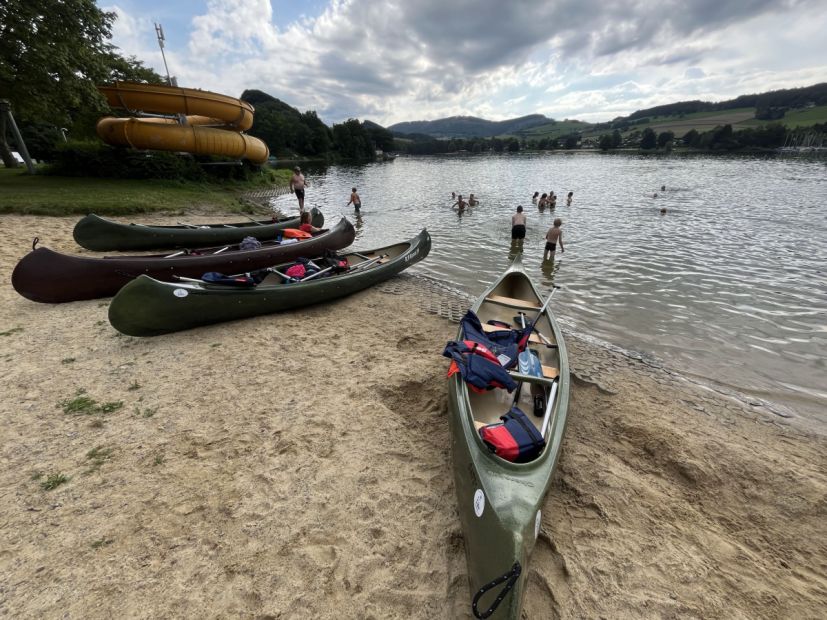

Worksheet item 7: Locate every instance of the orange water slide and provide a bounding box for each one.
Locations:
[96,82,269,164]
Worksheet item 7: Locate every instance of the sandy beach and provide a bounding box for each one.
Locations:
[0,214,825,619]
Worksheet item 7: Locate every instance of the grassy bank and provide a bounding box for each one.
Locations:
[0,168,291,216]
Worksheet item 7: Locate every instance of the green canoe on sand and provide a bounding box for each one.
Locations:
[448,255,570,619]
[109,229,431,336]
[73,208,324,251]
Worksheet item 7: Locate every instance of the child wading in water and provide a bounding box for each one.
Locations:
[347,187,361,213]
[543,218,564,261]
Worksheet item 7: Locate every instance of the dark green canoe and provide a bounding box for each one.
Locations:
[447,255,570,619]
[73,208,323,251]
[109,229,431,336]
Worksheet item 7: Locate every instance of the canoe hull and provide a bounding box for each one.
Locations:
[73,208,324,251]
[108,229,431,336]
[448,256,570,619]
[12,218,354,303]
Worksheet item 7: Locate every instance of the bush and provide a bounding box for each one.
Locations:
[46,142,207,181]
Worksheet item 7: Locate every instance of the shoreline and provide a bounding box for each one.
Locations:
[1,215,825,618]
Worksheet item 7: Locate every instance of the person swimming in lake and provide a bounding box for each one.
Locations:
[549,192,557,209]
[468,193,479,207]
[538,193,548,209]
[543,218,564,261]
[532,191,540,204]
[566,191,573,206]
[452,194,467,212]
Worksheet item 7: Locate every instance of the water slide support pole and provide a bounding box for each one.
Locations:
[0,100,35,174]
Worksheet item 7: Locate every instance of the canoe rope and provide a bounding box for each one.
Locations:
[32,237,39,251]
[472,561,521,619]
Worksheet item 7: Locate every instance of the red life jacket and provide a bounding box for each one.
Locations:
[282,228,312,239]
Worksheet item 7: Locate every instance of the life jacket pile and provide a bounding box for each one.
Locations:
[478,406,545,463]
[443,340,518,393]
[443,310,546,462]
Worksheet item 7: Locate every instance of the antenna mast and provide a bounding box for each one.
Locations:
[154,23,172,86]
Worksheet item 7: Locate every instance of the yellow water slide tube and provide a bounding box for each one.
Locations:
[96,82,269,164]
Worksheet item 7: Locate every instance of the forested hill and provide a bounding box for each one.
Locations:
[626,82,827,121]
[388,114,550,138]
[239,89,393,159]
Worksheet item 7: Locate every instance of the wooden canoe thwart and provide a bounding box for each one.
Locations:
[447,255,570,619]
[72,208,324,251]
[12,218,355,303]
[108,229,431,337]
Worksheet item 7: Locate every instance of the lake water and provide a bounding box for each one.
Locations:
[270,153,827,426]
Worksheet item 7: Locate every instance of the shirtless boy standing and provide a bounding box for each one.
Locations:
[544,218,564,261]
[347,187,362,213]
[290,166,307,212]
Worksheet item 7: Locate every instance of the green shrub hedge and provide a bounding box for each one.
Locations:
[45,142,266,182]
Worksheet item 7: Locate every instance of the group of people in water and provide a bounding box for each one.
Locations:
[511,205,565,262]
[290,165,363,215]
[531,190,573,209]
[451,192,479,212]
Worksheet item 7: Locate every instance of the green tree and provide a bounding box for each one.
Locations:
[682,129,700,147]
[657,131,674,148]
[640,128,657,149]
[0,0,162,165]
[611,129,622,148]
[599,134,613,151]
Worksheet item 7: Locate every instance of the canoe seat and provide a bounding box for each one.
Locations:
[486,294,541,310]
[480,322,547,346]
[511,365,558,380]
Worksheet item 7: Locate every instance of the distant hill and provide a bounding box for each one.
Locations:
[388,114,551,138]
[385,82,827,141]
[625,82,827,121]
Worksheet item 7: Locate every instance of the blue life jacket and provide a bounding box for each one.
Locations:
[443,340,518,392]
[459,310,529,369]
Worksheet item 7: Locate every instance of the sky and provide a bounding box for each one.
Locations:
[101,0,827,127]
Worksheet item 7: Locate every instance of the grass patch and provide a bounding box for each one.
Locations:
[58,389,123,415]
[0,326,24,336]
[134,405,158,418]
[0,167,289,217]
[153,454,165,466]
[40,473,70,490]
[91,538,114,549]
[61,357,76,365]
[85,445,114,473]
[100,400,124,414]
[128,380,141,391]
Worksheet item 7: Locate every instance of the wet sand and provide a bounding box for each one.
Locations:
[0,215,825,618]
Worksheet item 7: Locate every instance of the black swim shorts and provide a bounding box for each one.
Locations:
[545,242,556,252]
[511,225,526,239]
[294,188,305,200]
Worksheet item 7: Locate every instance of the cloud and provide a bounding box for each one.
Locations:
[105,0,827,125]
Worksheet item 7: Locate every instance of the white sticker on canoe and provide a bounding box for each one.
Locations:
[173,288,189,298]
[535,510,541,539]
[473,489,485,517]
